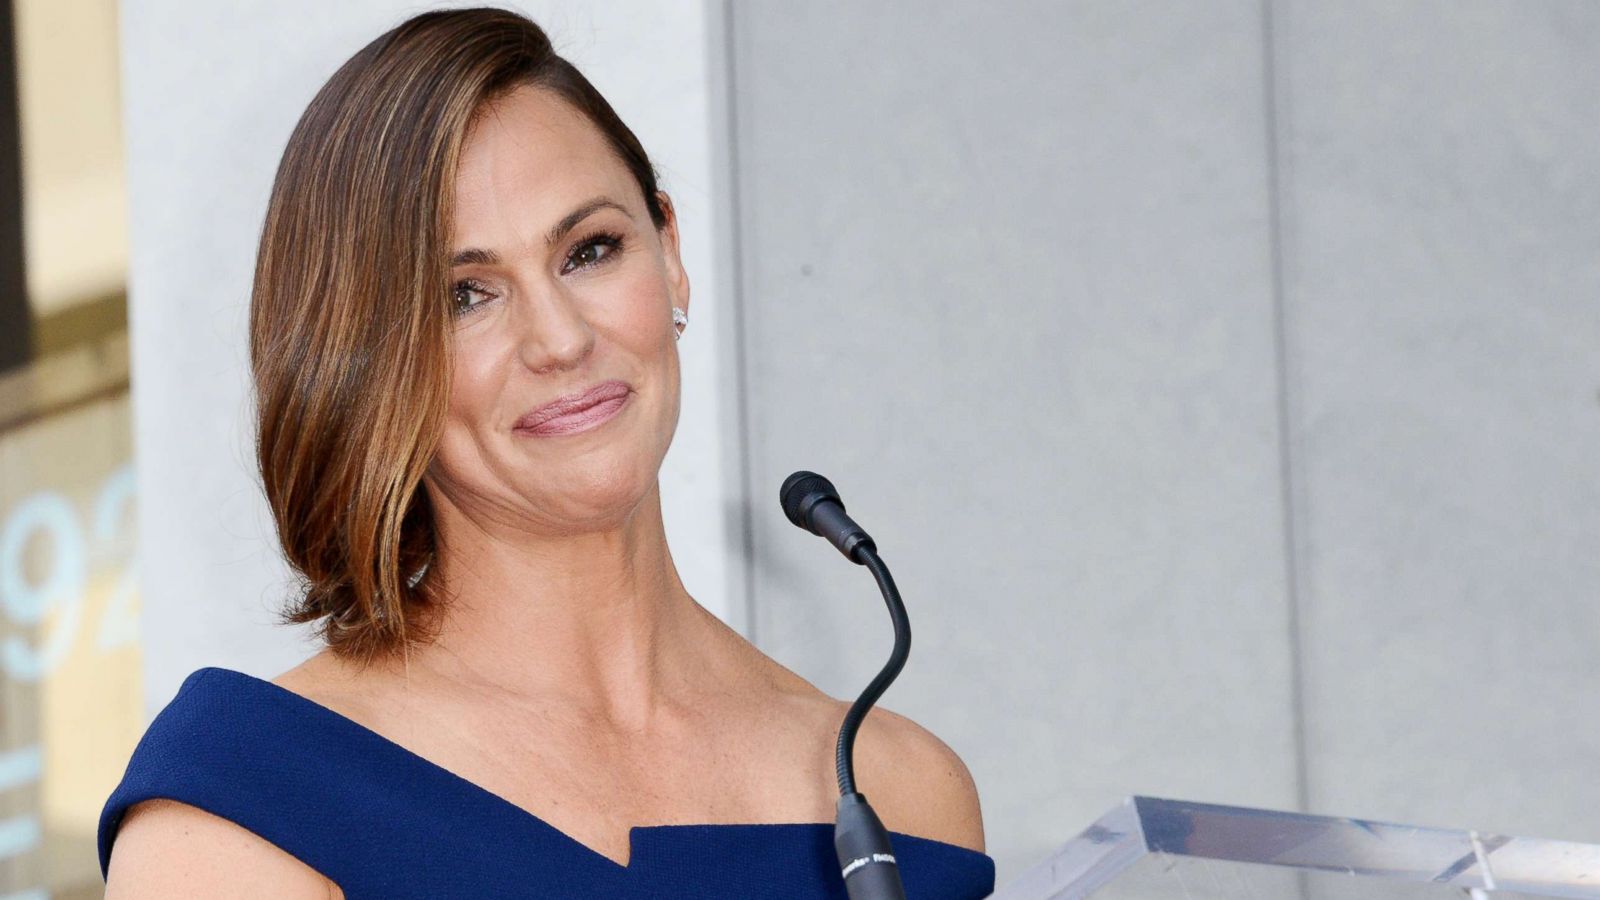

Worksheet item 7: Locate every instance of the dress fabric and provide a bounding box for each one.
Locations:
[97,667,997,899]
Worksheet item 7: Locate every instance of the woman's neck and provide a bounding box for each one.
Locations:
[394,479,710,729]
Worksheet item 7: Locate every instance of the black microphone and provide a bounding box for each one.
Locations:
[780,471,909,900]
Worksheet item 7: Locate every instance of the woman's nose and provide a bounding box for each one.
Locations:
[515,285,595,373]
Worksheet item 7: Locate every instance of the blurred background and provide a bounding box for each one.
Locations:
[1,0,1596,896]
[1,0,137,897]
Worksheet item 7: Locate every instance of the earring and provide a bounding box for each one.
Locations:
[672,306,688,341]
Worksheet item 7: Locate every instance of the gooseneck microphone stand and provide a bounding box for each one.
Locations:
[780,471,910,900]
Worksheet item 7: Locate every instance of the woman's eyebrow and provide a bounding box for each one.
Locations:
[545,196,628,247]
[449,196,629,268]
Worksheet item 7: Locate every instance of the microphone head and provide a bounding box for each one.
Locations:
[780,470,843,531]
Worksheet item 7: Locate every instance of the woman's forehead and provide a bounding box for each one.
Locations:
[452,88,636,245]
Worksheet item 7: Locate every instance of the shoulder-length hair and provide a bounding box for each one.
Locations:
[249,6,669,665]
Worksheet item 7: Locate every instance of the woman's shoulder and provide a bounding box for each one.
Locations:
[100,666,347,897]
[734,641,987,854]
[265,650,391,727]
[98,667,293,844]
[106,797,340,899]
[832,700,987,854]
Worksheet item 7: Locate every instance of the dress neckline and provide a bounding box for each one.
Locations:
[193,666,991,875]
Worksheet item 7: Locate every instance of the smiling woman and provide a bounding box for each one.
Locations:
[242,12,677,664]
[97,7,993,899]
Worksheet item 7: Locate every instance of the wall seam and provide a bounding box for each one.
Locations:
[1261,0,1312,819]
[716,0,759,643]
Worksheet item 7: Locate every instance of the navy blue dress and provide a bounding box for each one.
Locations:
[98,667,996,898]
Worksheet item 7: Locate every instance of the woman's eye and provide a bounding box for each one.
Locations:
[451,280,494,316]
[562,232,624,274]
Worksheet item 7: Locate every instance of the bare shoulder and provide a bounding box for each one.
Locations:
[720,625,987,853]
[837,701,987,854]
[105,797,341,899]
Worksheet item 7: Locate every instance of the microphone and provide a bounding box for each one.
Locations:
[780,471,909,900]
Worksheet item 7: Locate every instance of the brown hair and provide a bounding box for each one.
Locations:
[249,7,669,665]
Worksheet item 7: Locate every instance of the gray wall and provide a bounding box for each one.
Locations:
[1280,0,1600,843]
[725,0,1600,882]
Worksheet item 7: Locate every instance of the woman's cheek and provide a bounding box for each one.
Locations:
[609,271,672,348]
[449,328,512,409]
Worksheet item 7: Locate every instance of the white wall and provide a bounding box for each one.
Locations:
[119,0,744,713]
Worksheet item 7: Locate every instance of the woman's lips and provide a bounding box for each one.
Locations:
[517,386,632,436]
[524,393,628,435]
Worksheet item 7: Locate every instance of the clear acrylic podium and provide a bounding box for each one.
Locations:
[989,796,1600,899]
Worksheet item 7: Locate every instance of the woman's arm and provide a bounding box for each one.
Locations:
[104,798,342,899]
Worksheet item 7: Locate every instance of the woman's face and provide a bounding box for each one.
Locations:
[426,85,688,536]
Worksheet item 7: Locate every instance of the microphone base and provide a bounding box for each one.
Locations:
[834,792,907,900]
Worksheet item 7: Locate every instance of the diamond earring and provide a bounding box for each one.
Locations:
[672,306,687,341]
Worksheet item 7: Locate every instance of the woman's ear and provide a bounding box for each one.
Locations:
[657,190,689,317]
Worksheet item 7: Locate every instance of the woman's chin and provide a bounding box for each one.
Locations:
[524,467,659,526]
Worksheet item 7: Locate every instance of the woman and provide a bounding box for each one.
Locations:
[98,8,992,898]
